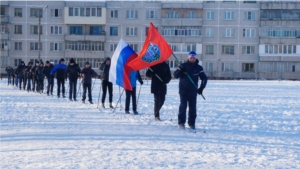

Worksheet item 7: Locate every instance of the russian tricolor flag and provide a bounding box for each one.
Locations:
[109,39,138,91]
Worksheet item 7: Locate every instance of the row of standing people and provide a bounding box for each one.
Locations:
[5,51,207,130]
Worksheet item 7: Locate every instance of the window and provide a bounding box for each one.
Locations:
[222,62,234,71]
[110,26,118,36]
[1,40,8,50]
[111,10,118,18]
[223,11,235,20]
[69,7,102,17]
[206,28,214,37]
[206,45,214,55]
[264,45,296,54]
[222,45,234,55]
[186,44,196,52]
[110,44,117,52]
[14,59,22,67]
[260,27,300,38]
[170,44,180,52]
[166,11,178,18]
[223,0,236,2]
[242,63,254,72]
[223,28,235,37]
[30,8,42,17]
[244,11,255,20]
[206,0,215,2]
[146,10,157,19]
[126,10,138,19]
[51,9,62,18]
[129,44,138,52]
[163,26,201,37]
[30,25,42,34]
[0,7,5,16]
[187,11,197,18]
[65,41,104,51]
[50,26,62,35]
[15,42,22,50]
[206,11,214,20]
[50,42,62,51]
[14,8,22,17]
[206,62,213,71]
[90,26,102,35]
[14,25,22,34]
[242,46,254,54]
[30,42,42,51]
[70,26,82,35]
[126,27,138,36]
[243,28,255,37]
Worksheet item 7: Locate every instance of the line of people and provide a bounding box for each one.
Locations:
[4,51,207,130]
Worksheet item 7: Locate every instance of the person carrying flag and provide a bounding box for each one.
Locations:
[146,61,171,121]
[174,51,208,130]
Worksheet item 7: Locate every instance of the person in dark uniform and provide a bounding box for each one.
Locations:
[50,58,67,98]
[65,58,81,101]
[80,62,98,104]
[99,57,113,108]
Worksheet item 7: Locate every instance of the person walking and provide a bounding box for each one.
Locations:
[15,61,26,90]
[50,58,67,98]
[65,58,81,101]
[5,66,13,85]
[124,70,143,115]
[43,61,54,96]
[146,61,172,121]
[25,62,33,92]
[80,62,98,104]
[36,62,45,93]
[173,51,208,130]
[31,61,40,92]
[23,62,32,90]
[100,57,113,108]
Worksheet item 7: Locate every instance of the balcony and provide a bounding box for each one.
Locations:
[0,1,9,6]
[0,15,9,23]
[65,32,105,41]
[162,2,202,9]
[261,2,300,10]
[161,18,202,26]
[0,32,9,39]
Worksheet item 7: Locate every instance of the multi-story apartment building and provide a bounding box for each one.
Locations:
[0,0,299,80]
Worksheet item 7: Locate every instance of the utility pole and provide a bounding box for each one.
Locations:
[38,5,48,63]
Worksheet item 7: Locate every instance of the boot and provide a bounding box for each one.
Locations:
[102,103,105,108]
[109,103,114,108]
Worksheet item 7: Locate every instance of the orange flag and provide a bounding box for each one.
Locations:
[128,22,173,71]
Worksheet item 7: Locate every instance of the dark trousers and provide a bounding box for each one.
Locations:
[12,76,15,86]
[23,77,27,89]
[32,78,38,92]
[27,78,32,91]
[101,80,113,103]
[82,83,92,101]
[57,78,65,96]
[47,78,54,94]
[15,77,19,86]
[154,93,166,118]
[18,76,24,90]
[69,79,77,99]
[125,87,137,111]
[37,79,44,92]
[7,74,11,85]
[178,93,197,126]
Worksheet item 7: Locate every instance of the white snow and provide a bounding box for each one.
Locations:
[1,79,300,168]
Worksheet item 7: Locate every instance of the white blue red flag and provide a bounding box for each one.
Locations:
[109,39,137,91]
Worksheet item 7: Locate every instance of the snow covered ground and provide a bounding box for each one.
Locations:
[1,78,300,168]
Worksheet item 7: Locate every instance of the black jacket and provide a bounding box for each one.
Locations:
[81,67,98,84]
[5,67,13,76]
[25,66,33,79]
[36,66,45,80]
[99,58,111,81]
[42,64,54,79]
[174,59,207,95]
[146,62,172,95]
[31,65,39,79]
[15,64,26,78]
[65,63,81,80]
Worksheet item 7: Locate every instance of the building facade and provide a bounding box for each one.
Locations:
[0,0,299,79]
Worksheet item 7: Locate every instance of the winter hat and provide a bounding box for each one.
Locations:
[188,51,197,58]
[21,61,25,64]
[70,58,75,63]
[85,61,90,65]
[105,57,111,61]
[60,58,65,63]
[35,60,39,64]
[46,60,50,64]
[28,61,32,65]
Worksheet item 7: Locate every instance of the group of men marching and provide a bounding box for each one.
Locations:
[5,51,208,131]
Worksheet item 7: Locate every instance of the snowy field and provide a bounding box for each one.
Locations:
[1,78,300,168]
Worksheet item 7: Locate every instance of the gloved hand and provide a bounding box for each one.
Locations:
[197,87,204,95]
[179,65,186,73]
[140,80,144,85]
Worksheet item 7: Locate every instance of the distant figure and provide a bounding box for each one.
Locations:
[36,62,45,93]
[80,62,98,104]
[31,61,40,92]
[50,58,67,98]
[25,62,33,92]
[65,58,81,101]
[100,57,113,108]
[15,61,26,90]
[5,66,13,85]
[43,61,54,96]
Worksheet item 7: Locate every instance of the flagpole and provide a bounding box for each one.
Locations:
[172,53,206,100]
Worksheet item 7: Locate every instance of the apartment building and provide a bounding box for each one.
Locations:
[0,0,299,80]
